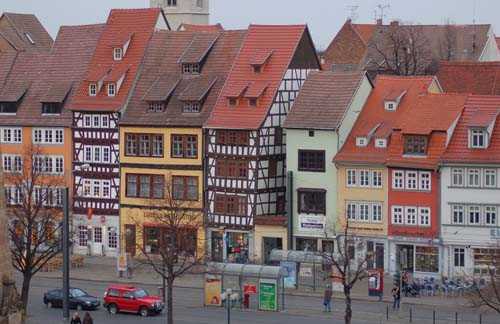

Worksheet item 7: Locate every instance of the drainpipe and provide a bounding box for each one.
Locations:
[287,170,293,250]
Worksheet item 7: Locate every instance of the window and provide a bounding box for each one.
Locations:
[298,150,325,172]
[468,169,481,187]
[214,194,247,216]
[418,207,431,226]
[126,174,164,199]
[392,170,404,189]
[94,227,102,243]
[102,115,109,128]
[55,157,63,174]
[149,101,165,112]
[113,47,123,60]
[55,129,63,143]
[89,83,97,96]
[108,227,118,249]
[42,102,62,114]
[167,0,177,6]
[0,102,17,114]
[454,248,465,267]
[126,134,138,156]
[268,159,277,177]
[468,206,481,224]
[107,83,116,97]
[484,169,497,188]
[392,206,403,224]
[452,168,464,187]
[405,171,418,190]
[405,207,417,225]
[126,175,137,197]
[415,246,439,273]
[93,115,100,128]
[78,226,88,246]
[372,204,382,222]
[84,115,91,127]
[419,172,431,191]
[216,130,249,146]
[356,137,367,147]
[298,189,326,215]
[139,175,150,198]
[196,0,203,7]
[485,206,497,226]
[125,133,164,157]
[308,130,315,137]
[171,134,198,158]
[102,180,111,198]
[372,171,382,188]
[404,135,427,155]
[183,101,201,113]
[228,98,237,106]
[93,146,101,163]
[84,146,92,162]
[346,169,356,187]
[152,135,163,157]
[360,170,370,187]
[182,63,200,74]
[44,129,53,143]
[34,129,42,143]
[375,138,387,148]
[274,127,282,146]
[2,129,11,142]
[92,180,101,197]
[470,129,487,148]
[103,147,110,163]
[152,176,164,199]
[359,204,370,221]
[347,203,357,220]
[2,155,12,172]
[3,155,22,173]
[32,128,64,144]
[452,205,465,224]
[172,176,198,201]
[83,180,91,197]
[139,134,150,156]
[216,159,248,179]
[385,101,396,111]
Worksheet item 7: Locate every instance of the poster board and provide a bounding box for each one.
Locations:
[280,261,297,288]
[204,275,222,306]
[259,279,277,311]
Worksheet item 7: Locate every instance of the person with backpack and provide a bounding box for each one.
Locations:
[392,285,401,310]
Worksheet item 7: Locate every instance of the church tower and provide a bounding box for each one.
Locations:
[151,0,209,30]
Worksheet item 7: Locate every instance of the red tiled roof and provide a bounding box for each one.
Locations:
[250,49,273,66]
[0,12,53,51]
[442,95,500,164]
[178,23,224,32]
[467,109,500,127]
[205,25,309,129]
[244,81,268,98]
[179,33,219,64]
[69,8,162,112]
[334,75,437,165]
[437,61,500,95]
[352,24,376,44]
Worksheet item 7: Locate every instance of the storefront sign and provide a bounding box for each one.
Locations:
[259,279,277,311]
[243,284,257,295]
[299,215,325,232]
[280,261,297,288]
[117,253,127,272]
[204,275,222,306]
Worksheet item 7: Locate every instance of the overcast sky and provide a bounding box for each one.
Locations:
[2,0,498,49]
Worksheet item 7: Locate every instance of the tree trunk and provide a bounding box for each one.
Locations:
[167,278,174,324]
[20,273,31,313]
[344,286,352,324]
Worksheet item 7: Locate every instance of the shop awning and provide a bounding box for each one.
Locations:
[207,262,287,279]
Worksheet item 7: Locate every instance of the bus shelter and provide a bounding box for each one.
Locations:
[269,249,330,291]
[205,262,288,311]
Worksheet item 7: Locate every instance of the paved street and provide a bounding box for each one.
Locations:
[22,277,499,324]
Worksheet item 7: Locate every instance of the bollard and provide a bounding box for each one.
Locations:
[386,304,389,320]
[409,307,412,323]
[433,310,436,324]
[479,313,482,324]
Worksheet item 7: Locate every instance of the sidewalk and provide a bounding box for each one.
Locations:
[34,256,469,309]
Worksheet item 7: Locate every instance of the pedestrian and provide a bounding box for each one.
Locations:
[402,271,409,297]
[391,285,400,310]
[70,312,81,324]
[323,284,333,312]
[83,312,93,324]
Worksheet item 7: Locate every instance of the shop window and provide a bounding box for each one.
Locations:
[298,189,326,215]
[415,246,439,273]
[226,232,249,263]
[298,150,325,172]
[296,238,318,252]
[144,227,160,254]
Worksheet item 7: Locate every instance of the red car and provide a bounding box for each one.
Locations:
[103,285,164,317]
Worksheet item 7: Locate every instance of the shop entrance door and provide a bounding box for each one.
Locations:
[211,232,224,262]
[397,245,414,272]
[375,243,385,270]
[263,237,283,265]
[91,227,104,256]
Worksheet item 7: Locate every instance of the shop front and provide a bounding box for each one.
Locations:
[208,229,253,264]
[73,213,119,257]
[389,237,441,276]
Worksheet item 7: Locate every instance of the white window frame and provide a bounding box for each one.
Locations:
[83,180,91,197]
[93,146,101,163]
[372,204,382,222]
[346,169,357,187]
[468,205,481,225]
[0,127,22,144]
[392,170,404,189]
[84,115,91,128]
[101,115,109,128]
[32,128,64,144]
[484,169,497,188]
[470,128,487,149]
[419,171,431,191]
[385,101,397,111]
[372,170,383,188]
[452,205,465,224]
[346,202,357,221]
[484,206,497,226]
[107,83,116,97]
[356,137,368,147]
[359,170,370,187]
[84,146,92,163]
[89,83,97,96]
[418,207,431,226]
[102,180,111,198]
[375,138,387,148]
[467,168,481,187]
[405,206,418,225]
[392,206,404,225]
[405,171,418,190]
[358,203,370,222]
[451,168,464,187]
[454,248,465,268]
[102,147,110,163]
[113,47,123,61]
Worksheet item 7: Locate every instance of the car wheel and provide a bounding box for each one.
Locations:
[139,306,149,317]
[76,304,83,311]
[47,301,53,309]
[108,304,118,315]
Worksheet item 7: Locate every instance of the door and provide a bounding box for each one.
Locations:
[121,291,136,312]
[125,224,136,256]
[375,243,385,270]
[263,237,283,265]
[91,227,103,255]
[211,232,223,262]
[397,245,414,272]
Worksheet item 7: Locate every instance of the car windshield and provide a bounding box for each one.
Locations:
[134,289,149,298]
[71,289,87,298]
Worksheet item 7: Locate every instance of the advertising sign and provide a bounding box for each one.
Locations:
[280,261,297,288]
[259,279,277,311]
[244,284,257,295]
[204,275,222,306]
[299,215,325,233]
[116,253,127,272]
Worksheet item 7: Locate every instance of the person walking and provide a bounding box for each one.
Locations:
[392,285,401,310]
[402,271,409,297]
[70,312,82,324]
[323,284,333,312]
[83,312,93,324]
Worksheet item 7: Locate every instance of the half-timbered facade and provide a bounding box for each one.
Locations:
[204,25,320,263]
[68,8,168,256]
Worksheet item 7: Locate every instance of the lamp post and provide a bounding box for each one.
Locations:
[221,288,239,324]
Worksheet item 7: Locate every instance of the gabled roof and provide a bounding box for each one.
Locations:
[442,95,500,164]
[334,75,437,165]
[205,24,318,130]
[69,8,163,112]
[0,12,53,51]
[120,29,246,127]
[386,93,468,169]
[437,61,500,95]
[178,23,224,32]
[283,71,368,130]
[0,23,105,127]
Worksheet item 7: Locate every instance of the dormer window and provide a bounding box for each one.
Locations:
[228,98,238,106]
[89,83,97,96]
[182,63,200,74]
[107,83,116,97]
[356,137,368,147]
[113,47,123,61]
[385,101,396,111]
[149,101,165,112]
[253,65,262,74]
[0,102,17,114]
[375,138,387,148]
[249,98,257,107]
[470,128,487,149]
[183,101,201,113]
[404,135,428,155]
[41,103,62,115]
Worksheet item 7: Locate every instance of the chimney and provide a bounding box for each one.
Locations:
[346,18,352,24]
[390,20,400,27]
[376,19,383,25]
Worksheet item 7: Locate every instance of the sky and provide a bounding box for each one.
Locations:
[1,0,499,50]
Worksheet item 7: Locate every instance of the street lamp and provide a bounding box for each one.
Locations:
[221,288,239,324]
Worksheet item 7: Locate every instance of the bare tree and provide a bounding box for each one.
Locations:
[130,175,205,324]
[2,144,64,313]
[320,221,369,324]
[467,247,500,313]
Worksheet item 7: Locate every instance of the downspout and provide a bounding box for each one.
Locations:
[287,170,293,250]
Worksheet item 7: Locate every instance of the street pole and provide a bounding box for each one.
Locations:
[62,187,70,321]
[227,297,230,324]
